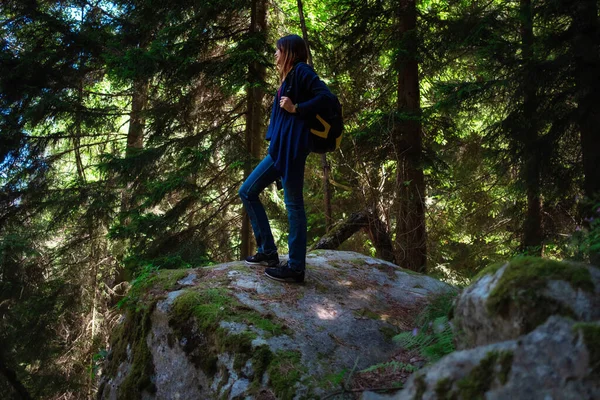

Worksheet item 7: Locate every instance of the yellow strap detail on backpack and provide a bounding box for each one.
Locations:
[310,114,330,138]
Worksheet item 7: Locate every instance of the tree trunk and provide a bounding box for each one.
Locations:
[127,79,148,154]
[296,0,334,232]
[74,6,87,184]
[367,211,396,264]
[296,0,313,66]
[520,0,542,254]
[114,77,148,284]
[241,0,268,259]
[74,74,86,182]
[573,0,600,265]
[394,0,427,272]
[311,207,395,263]
[121,78,148,214]
[311,209,369,250]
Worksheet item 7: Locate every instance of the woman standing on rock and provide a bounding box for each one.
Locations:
[238,34,335,283]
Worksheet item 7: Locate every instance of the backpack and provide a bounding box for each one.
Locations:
[285,64,344,153]
[308,95,344,154]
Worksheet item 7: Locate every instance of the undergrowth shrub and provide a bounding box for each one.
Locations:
[394,291,457,363]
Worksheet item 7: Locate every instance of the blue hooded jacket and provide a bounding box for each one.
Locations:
[266,62,335,183]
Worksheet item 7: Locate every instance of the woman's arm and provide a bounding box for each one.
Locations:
[294,64,335,117]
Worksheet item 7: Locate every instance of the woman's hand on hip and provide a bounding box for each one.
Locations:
[279,96,296,113]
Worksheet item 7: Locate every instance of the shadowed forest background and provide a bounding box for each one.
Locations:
[1,0,599,398]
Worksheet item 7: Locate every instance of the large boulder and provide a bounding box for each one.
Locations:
[397,316,600,400]
[97,250,454,400]
[453,257,600,349]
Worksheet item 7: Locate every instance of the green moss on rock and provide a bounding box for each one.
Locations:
[434,377,455,400]
[171,288,233,332]
[267,350,306,400]
[251,345,274,383]
[413,374,427,400]
[573,322,600,375]
[168,287,278,378]
[170,287,288,338]
[473,261,506,282]
[167,284,304,396]
[106,305,157,397]
[482,257,594,331]
[121,268,191,309]
[497,351,513,384]
[456,350,513,399]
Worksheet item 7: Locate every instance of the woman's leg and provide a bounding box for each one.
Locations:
[238,155,280,255]
[282,172,307,272]
[281,151,310,272]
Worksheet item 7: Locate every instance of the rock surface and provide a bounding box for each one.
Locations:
[453,257,600,349]
[97,250,454,400]
[397,316,600,400]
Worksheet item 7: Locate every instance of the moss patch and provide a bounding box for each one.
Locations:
[406,351,513,399]
[434,377,455,399]
[168,286,289,379]
[170,288,288,337]
[121,268,191,309]
[170,288,233,331]
[106,305,157,397]
[497,351,513,384]
[250,345,274,383]
[455,350,513,399]
[573,322,600,375]
[413,374,426,400]
[472,261,506,282]
[267,350,307,400]
[483,257,594,331]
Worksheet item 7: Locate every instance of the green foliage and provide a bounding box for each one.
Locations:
[321,369,348,388]
[0,226,84,397]
[394,291,457,363]
[394,316,455,363]
[569,202,600,263]
[361,361,417,374]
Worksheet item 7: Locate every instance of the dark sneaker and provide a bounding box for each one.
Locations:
[245,252,279,267]
[265,262,305,283]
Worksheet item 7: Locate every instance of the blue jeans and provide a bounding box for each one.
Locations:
[238,154,308,271]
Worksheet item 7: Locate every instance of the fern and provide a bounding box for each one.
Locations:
[393,292,457,362]
[361,361,418,373]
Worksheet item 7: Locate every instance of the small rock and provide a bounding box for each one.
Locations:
[178,273,197,286]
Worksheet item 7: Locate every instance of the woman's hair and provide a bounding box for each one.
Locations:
[276,34,308,82]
